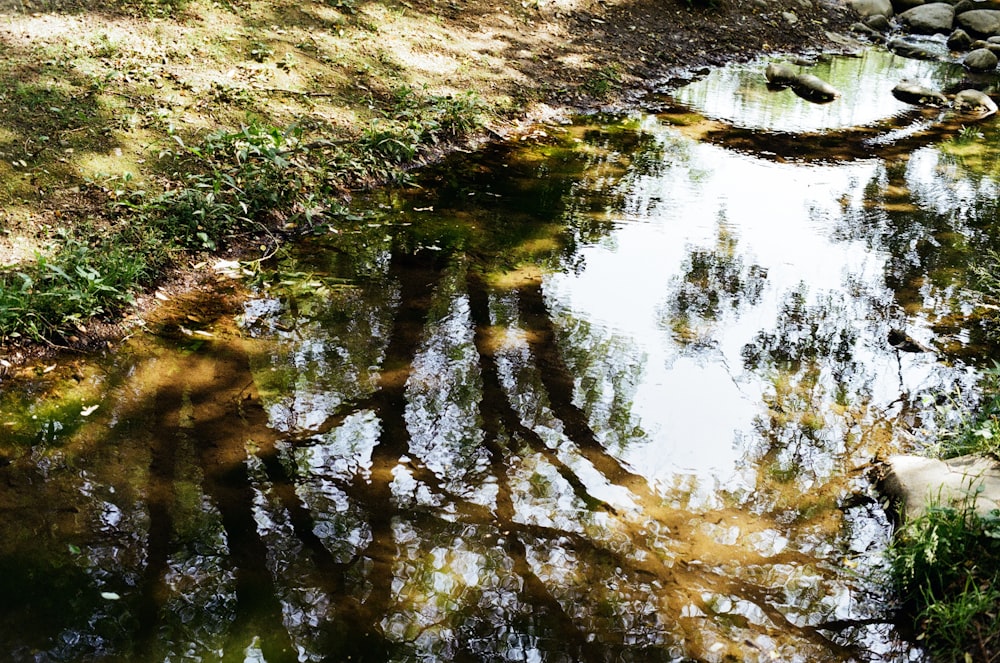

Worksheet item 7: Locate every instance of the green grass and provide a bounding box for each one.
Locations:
[0,232,148,342]
[889,501,1000,662]
[0,88,488,343]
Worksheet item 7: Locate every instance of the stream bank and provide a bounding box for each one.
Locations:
[0,0,863,368]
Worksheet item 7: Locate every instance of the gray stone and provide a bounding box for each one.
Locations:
[948,27,974,49]
[964,46,999,70]
[782,11,799,24]
[892,80,949,105]
[851,0,894,17]
[957,8,1000,36]
[970,39,1000,53]
[883,454,1000,522]
[765,61,799,85]
[954,0,975,15]
[888,36,942,58]
[866,13,893,30]
[899,3,956,33]
[791,73,840,101]
[953,88,999,115]
[852,21,887,39]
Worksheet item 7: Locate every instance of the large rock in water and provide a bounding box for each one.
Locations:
[888,37,942,59]
[899,3,956,34]
[892,80,948,105]
[948,28,974,50]
[791,73,840,101]
[957,9,1000,37]
[765,61,799,86]
[882,455,1000,521]
[851,0,893,17]
[953,88,999,115]
[965,47,1000,70]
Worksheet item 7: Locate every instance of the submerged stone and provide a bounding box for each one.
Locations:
[764,61,799,86]
[888,37,942,59]
[790,72,840,101]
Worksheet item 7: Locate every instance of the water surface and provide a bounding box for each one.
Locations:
[3,48,1000,662]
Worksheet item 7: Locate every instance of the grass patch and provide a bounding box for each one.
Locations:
[889,501,1000,662]
[582,64,623,99]
[0,86,487,343]
[0,231,148,342]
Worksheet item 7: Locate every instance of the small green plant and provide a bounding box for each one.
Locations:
[248,42,273,63]
[359,120,422,163]
[954,125,985,145]
[0,232,148,342]
[582,64,623,99]
[889,501,1000,662]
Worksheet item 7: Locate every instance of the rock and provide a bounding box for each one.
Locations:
[888,36,942,58]
[968,39,1000,54]
[852,21,888,39]
[953,88,999,116]
[964,46,999,70]
[894,0,926,10]
[882,454,1000,522]
[865,13,893,30]
[887,328,935,351]
[782,11,799,24]
[957,8,1000,37]
[891,81,949,106]
[948,27,974,50]
[765,61,799,86]
[791,73,840,101]
[954,0,975,15]
[899,3,956,33]
[851,0,894,17]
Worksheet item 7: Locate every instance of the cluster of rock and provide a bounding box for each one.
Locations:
[852,0,1000,72]
[845,0,1000,117]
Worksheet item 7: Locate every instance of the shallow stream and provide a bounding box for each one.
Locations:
[3,47,1000,661]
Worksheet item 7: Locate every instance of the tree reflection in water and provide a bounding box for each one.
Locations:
[1,112,964,662]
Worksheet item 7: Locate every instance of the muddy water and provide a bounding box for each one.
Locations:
[3,50,1000,661]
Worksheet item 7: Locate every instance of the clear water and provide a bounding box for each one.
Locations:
[2,48,1000,662]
